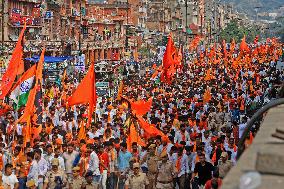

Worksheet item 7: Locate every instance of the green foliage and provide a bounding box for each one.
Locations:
[219,20,260,43]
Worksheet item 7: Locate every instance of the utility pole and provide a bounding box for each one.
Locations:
[185,0,188,30]
[163,1,165,33]
[79,0,82,53]
[1,0,4,46]
[125,0,129,53]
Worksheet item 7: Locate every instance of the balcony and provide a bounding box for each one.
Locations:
[9,16,42,27]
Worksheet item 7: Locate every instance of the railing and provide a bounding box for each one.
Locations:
[237,98,284,159]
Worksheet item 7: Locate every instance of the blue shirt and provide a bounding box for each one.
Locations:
[118,150,132,172]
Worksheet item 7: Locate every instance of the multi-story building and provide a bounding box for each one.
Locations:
[0,0,244,64]
[145,0,183,34]
[1,0,139,63]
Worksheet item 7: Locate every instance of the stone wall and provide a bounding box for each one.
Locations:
[222,105,284,189]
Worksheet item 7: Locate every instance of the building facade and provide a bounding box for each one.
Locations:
[1,0,139,63]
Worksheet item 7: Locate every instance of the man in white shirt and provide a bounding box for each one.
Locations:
[238,117,248,139]
[2,163,19,189]
[34,149,48,188]
[87,145,101,183]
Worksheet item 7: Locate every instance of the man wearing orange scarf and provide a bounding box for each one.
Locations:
[175,147,189,189]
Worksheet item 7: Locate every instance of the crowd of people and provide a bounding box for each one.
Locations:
[0,38,283,189]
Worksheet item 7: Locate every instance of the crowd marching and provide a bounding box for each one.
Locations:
[0,24,284,189]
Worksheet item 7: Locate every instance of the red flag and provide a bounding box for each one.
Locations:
[0,23,26,99]
[208,46,216,60]
[68,63,96,127]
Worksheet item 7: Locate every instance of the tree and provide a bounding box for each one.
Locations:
[220,20,260,43]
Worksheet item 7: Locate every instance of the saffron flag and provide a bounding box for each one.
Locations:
[163,33,176,70]
[204,69,212,81]
[130,97,153,116]
[127,123,146,151]
[116,81,124,101]
[189,35,200,51]
[0,23,26,99]
[230,38,235,54]
[137,116,165,138]
[203,88,212,104]
[78,123,86,141]
[240,36,250,52]
[10,64,36,110]
[68,63,96,127]
[33,48,45,125]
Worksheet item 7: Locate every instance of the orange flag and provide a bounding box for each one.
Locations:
[204,69,211,81]
[222,40,227,57]
[0,23,26,99]
[137,116,165,138]
[68,63,96,127]
[174,46,183,67]
[116,81,124,101]
[35,49,45,84]
[78,123,86,141]
[23,117,32,147]
[189,35,200,51]
[240,36,250,52]
[32,125,42,139]
[127,123,146,151]
[163,33,176,70]
[203,88,212,104]
[230,38,235,54]
[130,97,153,116]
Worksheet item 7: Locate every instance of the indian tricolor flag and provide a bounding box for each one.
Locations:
[10,65,36,110]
